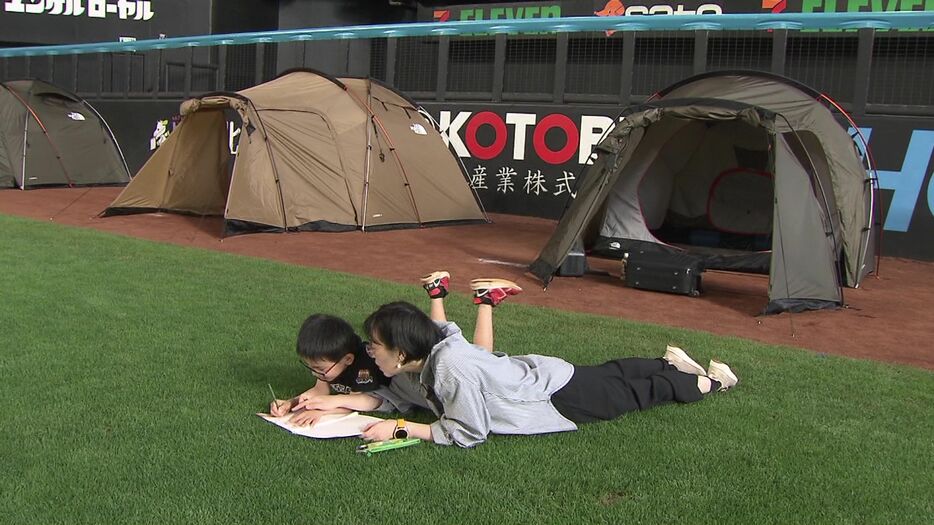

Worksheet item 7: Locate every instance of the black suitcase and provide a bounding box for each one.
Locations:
[623,251,705,297]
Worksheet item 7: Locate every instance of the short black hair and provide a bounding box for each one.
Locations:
[296,314,361,362]
[363,301,443,363]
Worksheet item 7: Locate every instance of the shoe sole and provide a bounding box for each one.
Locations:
[470,278,522,292]
[421,271,450,285]
[708,360,738,390]
[664,345,707,375]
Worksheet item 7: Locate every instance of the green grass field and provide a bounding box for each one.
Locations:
[1,213,932,524]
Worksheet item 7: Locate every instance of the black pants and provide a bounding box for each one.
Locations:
[551,358,703,424]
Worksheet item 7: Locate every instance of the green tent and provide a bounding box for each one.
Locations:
[530,82,878,314]
[0,79,129,189]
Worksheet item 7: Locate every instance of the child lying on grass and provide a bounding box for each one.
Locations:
[267,313,390,426]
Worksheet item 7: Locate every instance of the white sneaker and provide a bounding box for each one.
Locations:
[707,360,738,391]
[663,345,707,376]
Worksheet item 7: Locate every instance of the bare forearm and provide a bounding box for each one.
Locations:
[297,380,330,401]
[337,393,382,411]
[408,422,433,442]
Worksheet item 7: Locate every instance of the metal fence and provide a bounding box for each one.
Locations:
[1,14,932,116]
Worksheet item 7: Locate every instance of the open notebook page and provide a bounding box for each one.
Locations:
[258,411,384,439]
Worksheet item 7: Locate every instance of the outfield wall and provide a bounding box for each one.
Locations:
[91,98,934,261]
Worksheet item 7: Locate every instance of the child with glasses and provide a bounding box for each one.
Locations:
[267,314,389,426]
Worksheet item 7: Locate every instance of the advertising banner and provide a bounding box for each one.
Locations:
[0,0,211,44]
[419,0,934,21]
[854,116,934,259]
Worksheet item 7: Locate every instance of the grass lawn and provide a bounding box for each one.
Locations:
[1,213,932,524]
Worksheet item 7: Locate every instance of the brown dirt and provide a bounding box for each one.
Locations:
[3,187,933,370]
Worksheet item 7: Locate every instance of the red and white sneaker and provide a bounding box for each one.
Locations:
[470,278,522,307]
[420,271,451,299]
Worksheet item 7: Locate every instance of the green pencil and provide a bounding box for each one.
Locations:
[356,438,421,456]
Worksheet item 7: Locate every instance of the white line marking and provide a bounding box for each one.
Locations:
[477,258,526,268]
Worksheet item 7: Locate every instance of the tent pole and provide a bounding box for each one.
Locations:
[20,115,28,190]
[360,83,375,232]
[344,88,423,226]
[246,100,289,232]
[819,93,881,281]
[2,85,75,188]
[221,113,239,238]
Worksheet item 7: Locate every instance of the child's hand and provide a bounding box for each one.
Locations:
[297,390,321,404]
[293,395,342,412]
[269,398,295,417]
[288,409,328,427]
[361,420,396,442]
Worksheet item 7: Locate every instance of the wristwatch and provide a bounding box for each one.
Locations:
[393,418,409,439]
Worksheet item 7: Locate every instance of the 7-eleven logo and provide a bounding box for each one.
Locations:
[594,1,625,36]
[762,0,786,13]
[595,0,626,16]
[434,9,451,22]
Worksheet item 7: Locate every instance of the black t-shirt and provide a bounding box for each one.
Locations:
[327,341,390,394]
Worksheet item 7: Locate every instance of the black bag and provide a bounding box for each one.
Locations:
[623,251,705,297]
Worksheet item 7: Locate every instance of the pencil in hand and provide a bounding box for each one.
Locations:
[267,383,283,414]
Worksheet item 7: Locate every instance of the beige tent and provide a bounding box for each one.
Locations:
[104,70,486,234]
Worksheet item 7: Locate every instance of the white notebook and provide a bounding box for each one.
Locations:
[257,411,383,439]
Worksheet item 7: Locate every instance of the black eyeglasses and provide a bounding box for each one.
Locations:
[302,360,340,379]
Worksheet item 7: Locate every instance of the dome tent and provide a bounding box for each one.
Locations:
[530,72,879,314]
[105,69,487,235]
[0,79,129,189]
